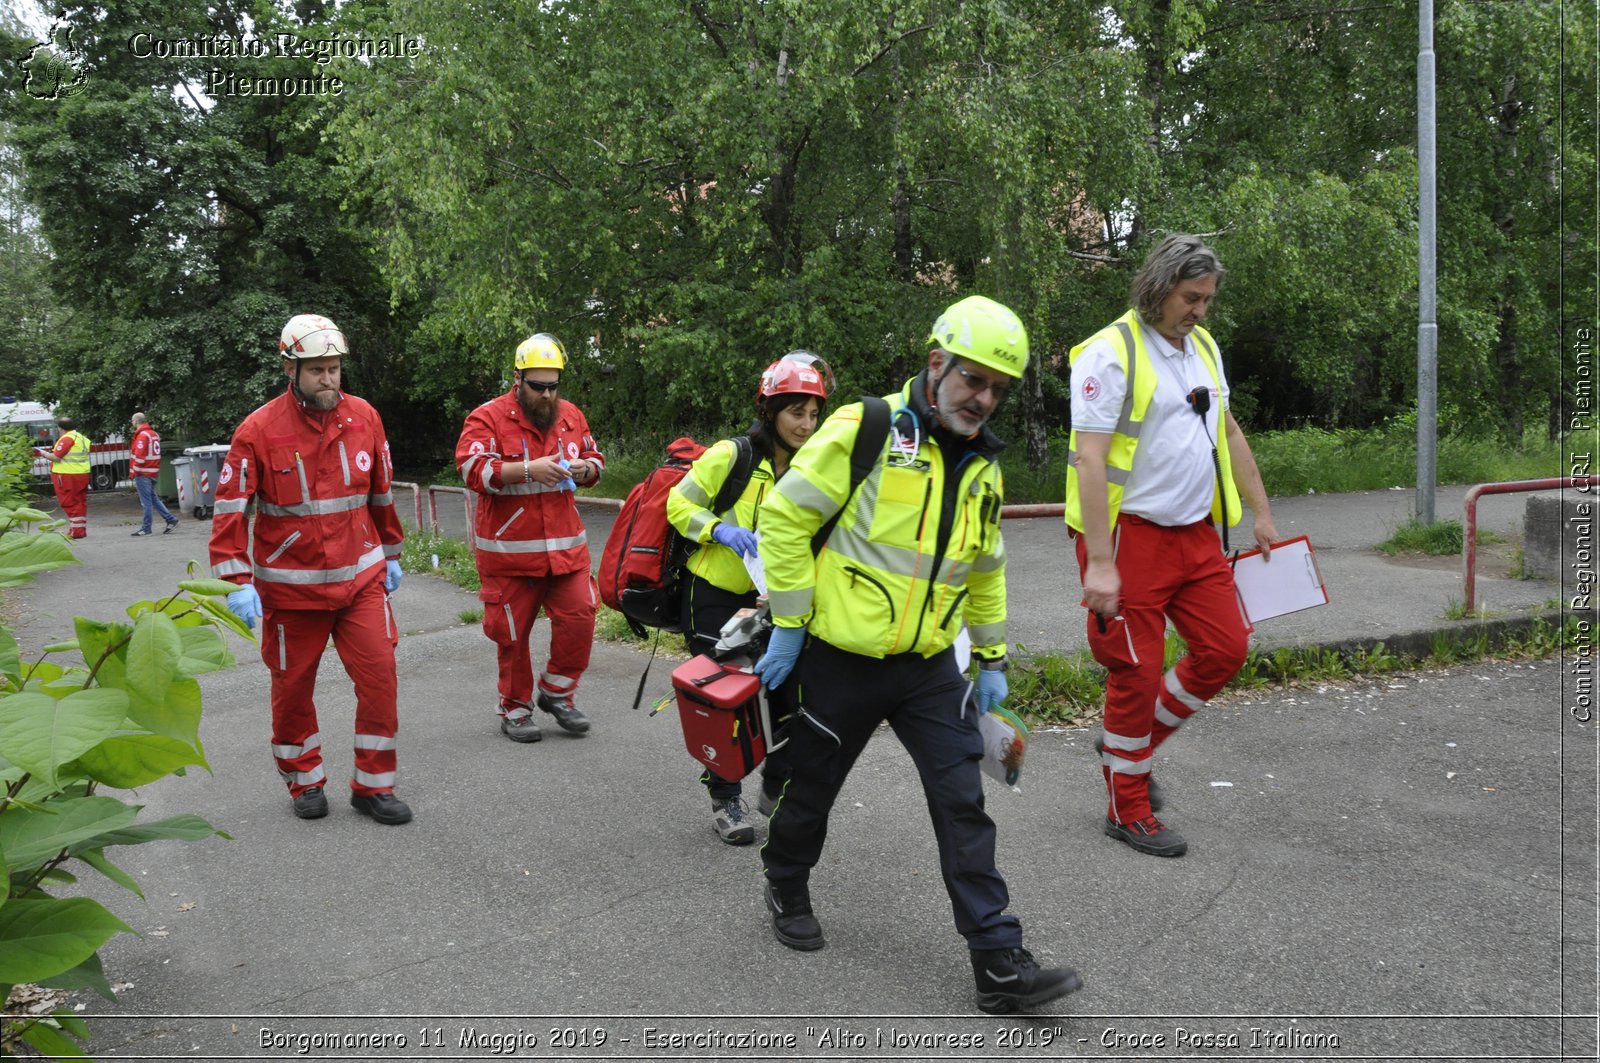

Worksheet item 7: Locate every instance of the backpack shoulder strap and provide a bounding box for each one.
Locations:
[709,434,756,516]
[811,396,891,554]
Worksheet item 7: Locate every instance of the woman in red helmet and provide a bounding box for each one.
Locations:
[666,351,833,844]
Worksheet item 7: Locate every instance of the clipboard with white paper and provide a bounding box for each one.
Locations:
[1230,535,1328,624]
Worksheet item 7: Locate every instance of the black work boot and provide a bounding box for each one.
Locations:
[971,946,1083,1015]
[763,880,825,951]
[291,785,328,819]
[1104,814,1187,857]
[350,791,413,825]
[536,691,591,735]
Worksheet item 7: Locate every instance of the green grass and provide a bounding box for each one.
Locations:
[1376,518,1504,556]
[399,532,481,592]
[458,608,484,624]
[1011,618,1576,725]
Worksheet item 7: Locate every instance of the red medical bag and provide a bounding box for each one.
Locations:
[671,654,768,778]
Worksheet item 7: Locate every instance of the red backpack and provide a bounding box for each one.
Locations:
[598,435,755,637]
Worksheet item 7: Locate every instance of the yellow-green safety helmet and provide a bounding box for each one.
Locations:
[514,333,567,371]
[927,295,1029,380]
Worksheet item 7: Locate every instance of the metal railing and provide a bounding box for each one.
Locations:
[390,481,424,531]
[1463,477,1578,612]
[426,484,474,537]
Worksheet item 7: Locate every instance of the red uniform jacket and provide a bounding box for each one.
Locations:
[209,388,405,610]
[129,423,162,477]
[455,391,604,578]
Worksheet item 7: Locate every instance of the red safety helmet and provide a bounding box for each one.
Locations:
[758,350,833,401]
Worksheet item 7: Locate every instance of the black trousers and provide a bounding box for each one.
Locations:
[761,637,1023,950]
[681,574,794,802]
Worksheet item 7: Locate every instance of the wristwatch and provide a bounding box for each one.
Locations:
[977,656,1009,673]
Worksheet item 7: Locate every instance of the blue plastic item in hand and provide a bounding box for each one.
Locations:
[974,668,1008,715]
[227,584,262,630]
[753,624,805,690]
[711,523,759,558]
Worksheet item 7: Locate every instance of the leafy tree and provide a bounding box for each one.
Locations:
[0,2,412,449]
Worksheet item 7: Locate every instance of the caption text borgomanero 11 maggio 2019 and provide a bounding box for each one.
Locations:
[127,32,421,97]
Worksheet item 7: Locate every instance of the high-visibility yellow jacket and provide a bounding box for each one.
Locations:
[667,437,776,595]
[1064,309,1241,532]
[758,376,1008,663]
[50,430,91,475]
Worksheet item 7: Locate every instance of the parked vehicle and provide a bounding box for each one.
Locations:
[0,397,132,491]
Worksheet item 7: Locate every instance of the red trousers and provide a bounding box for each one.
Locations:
[52,472,88,538]
[261,579,400,797]
[479,569,596,714]
[1076,515,1249,823]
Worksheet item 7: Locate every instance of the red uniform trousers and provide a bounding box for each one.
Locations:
[52,472,89,538]
[479,569,596,715]
[1077,515,1249,823]
[261,579,400,798]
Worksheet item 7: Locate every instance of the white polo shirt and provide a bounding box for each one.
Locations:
[1070,324,1230,527]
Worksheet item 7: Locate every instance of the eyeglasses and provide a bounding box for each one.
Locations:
[951,363,1011,403]
[521,377,560,393]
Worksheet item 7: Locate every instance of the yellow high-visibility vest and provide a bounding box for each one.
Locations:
[1064,309,1241,532]
[51,430,91,475]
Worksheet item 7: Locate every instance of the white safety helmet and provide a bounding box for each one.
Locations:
[279,314,349,360]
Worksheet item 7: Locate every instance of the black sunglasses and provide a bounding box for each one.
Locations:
[521,377,560,393]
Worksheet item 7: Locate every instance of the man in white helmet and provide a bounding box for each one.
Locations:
[455,332,605,742]
[208,314,413,825]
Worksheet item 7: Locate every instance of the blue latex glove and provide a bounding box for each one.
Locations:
[711,523,760,558]
[554,458,576,493]
[754,624,806,690]
[385,559,402,592]
[226,583,262,630]
[973,668,1008,715]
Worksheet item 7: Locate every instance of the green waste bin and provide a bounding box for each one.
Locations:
[156,439,194,503]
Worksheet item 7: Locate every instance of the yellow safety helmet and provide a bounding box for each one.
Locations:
[927,295,1029,380]
[514,333,567,371]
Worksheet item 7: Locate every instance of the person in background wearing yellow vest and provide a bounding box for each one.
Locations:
[49,416,92,539]
[666,351,831,845]
[1067,234,1278,859]
[754,296,1082,1016]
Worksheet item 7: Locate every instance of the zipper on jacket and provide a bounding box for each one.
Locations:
[494,508,525,539]
[239,458,249,495]
[264,530,301,563]
[909,478,938,648]
[337,441,351,486]
[939,588,970,631]
[294,452,310,503]
[844,565,896,623]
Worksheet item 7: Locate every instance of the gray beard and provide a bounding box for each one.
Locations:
[518,393,558,430]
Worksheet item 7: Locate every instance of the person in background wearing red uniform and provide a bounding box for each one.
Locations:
[50,416,92,539]
[456,333,604,743]
[1066,235,1278,858]
[128,412,179,536]
[209,314,413,825]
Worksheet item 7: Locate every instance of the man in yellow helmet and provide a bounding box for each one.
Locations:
[49,415,92,539]
[1066,234,1278,858]
[456,333,605,742]
[754,295,1082,1015]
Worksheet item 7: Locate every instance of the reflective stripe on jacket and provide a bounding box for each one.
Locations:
[455,390,604,578]
[666,437,774,595]
[129,424,162,477]
[51,431,91,474]
[208,388,404,610]
[758,378,1008,662]
[1064,309,1240,532]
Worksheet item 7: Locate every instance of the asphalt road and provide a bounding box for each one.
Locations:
[1,485,1591,1062]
